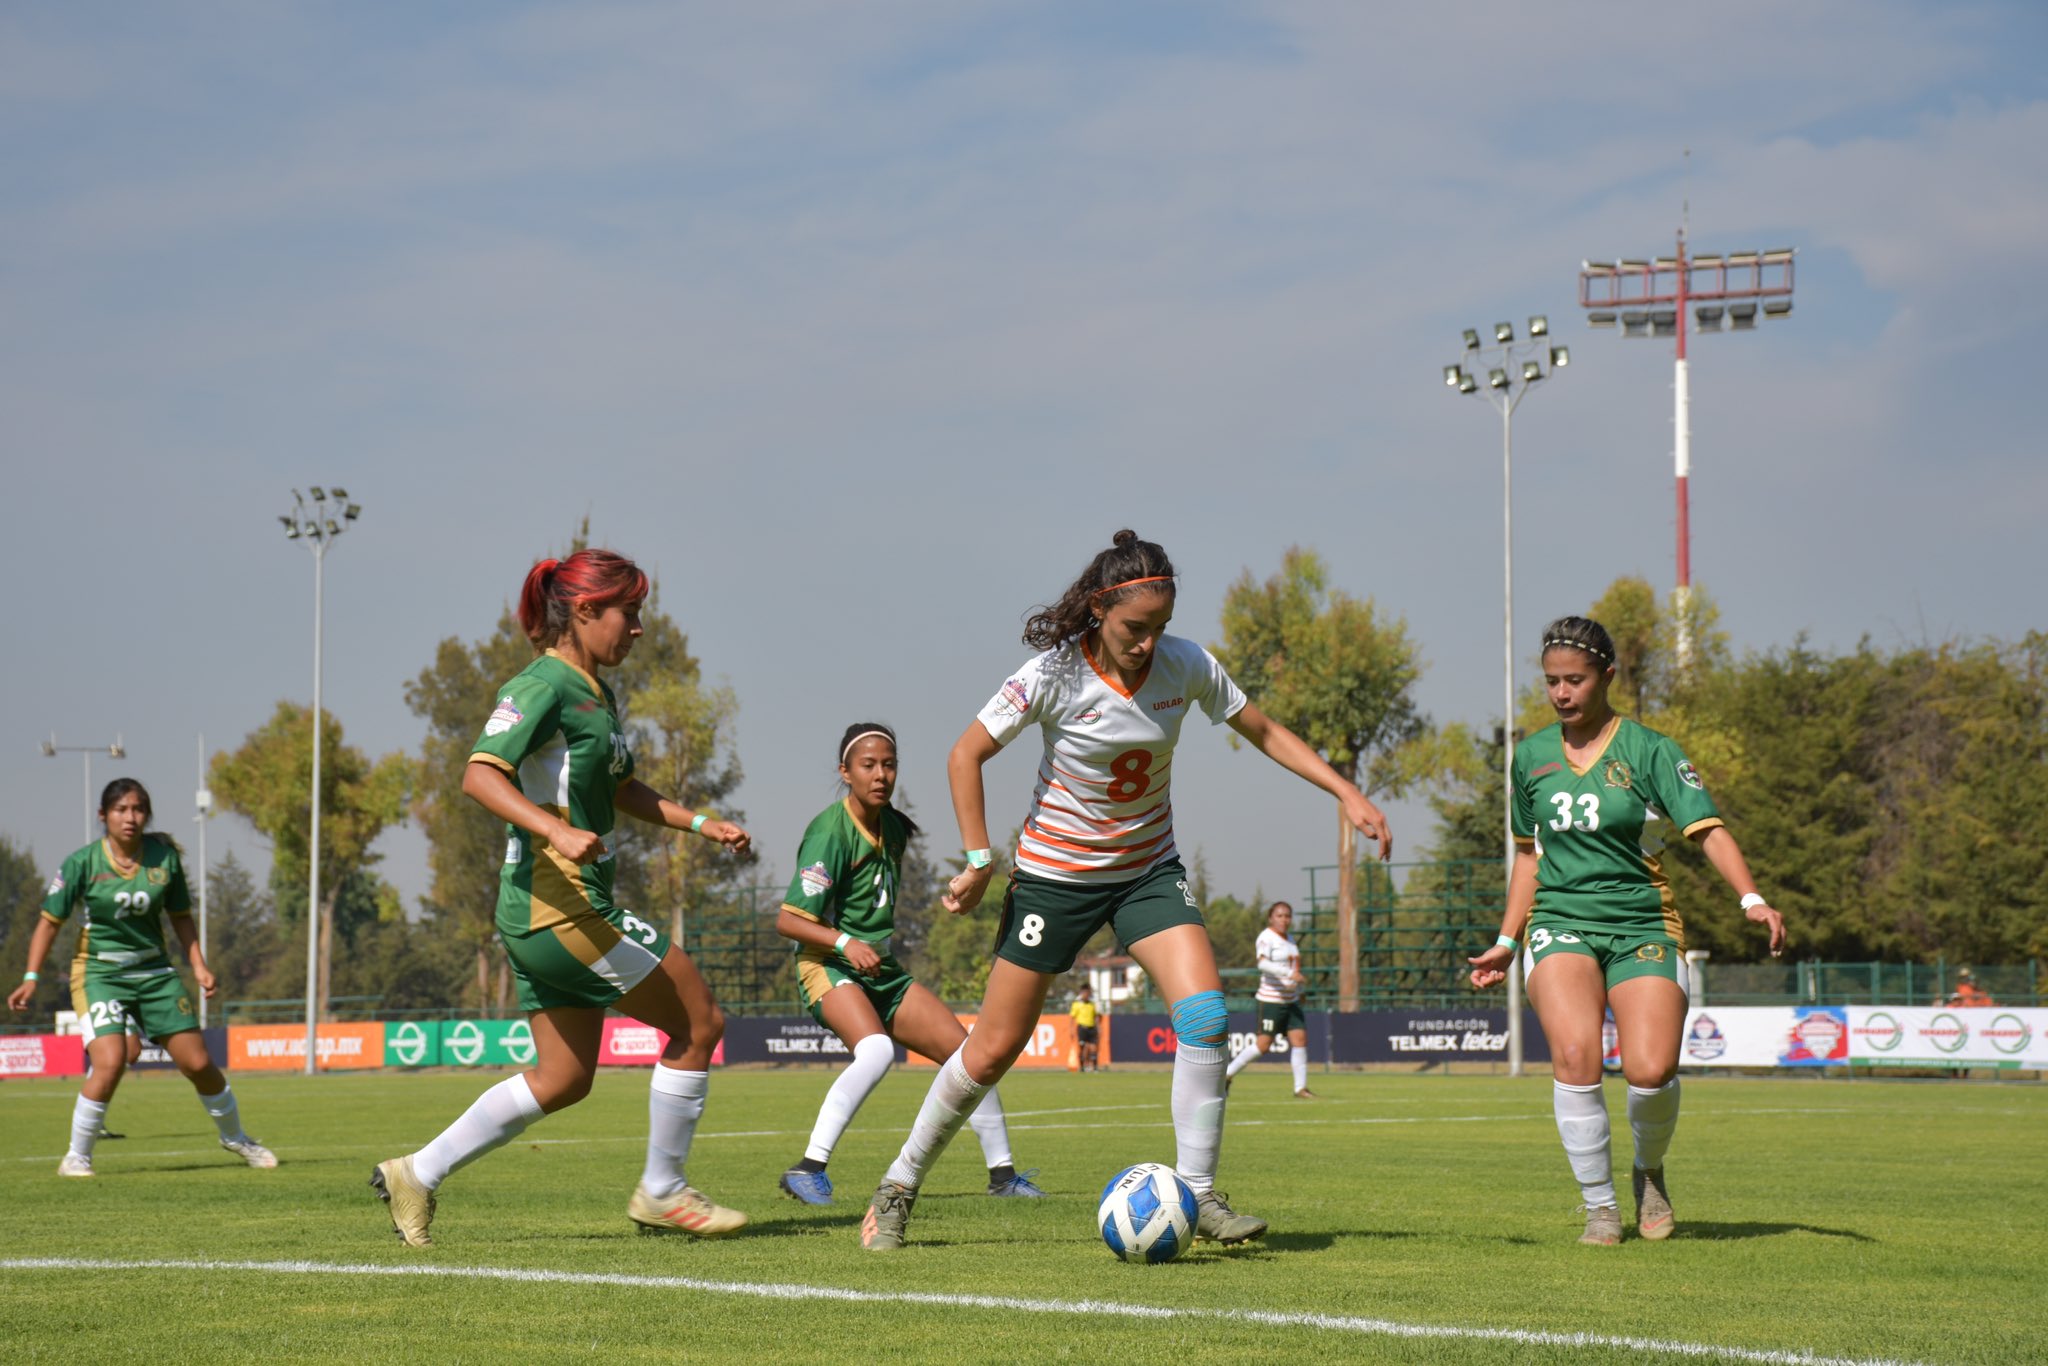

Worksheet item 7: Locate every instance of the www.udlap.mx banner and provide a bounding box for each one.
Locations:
[1849,1006,2048,1069]
[383,1020,537,1068]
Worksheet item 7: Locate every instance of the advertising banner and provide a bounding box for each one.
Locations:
[1850,1006,2048,1069]
[906,1013,1077,1068]
[595,1017,724,1067]
[1678,1008,1786,1067]
[1108,1013,1331,1065]
[384,1020,442,1068]
[226,1023,385,1071]
[1781,1007,1850,1066]
[131,1027,228,1071]
[0,1033,86,1079]
[1328,1009,1550,1065]
[438,1019,537,1068]
[722,1017,909,1064]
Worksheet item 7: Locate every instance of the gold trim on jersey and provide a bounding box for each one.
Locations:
[795,954,840,1008]
[528,843,598,933]
[1562,715,1622,777]
[468,752,517,774]
[1681,817,1725,839]
[1638,848,1688,949]
[781,903,823,923]
[841,797,884,852]
[543,648,605,700]
[550,909,625,968]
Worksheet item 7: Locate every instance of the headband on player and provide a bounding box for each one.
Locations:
[1094,575,1176,598]
[840,730,895,764]
[1542,636,1612,663]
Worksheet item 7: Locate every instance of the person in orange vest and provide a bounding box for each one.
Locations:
[1946,969,1993,1008]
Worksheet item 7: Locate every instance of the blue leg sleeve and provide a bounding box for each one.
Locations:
[1169,989,1228,1047]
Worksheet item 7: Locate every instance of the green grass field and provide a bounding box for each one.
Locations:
[1,1065,2040,1364]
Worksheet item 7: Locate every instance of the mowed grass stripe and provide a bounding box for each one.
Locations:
[0,1256,1927,1366]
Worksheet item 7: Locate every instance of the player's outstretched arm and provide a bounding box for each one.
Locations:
[462,760,607,865]
[615,778,752,854]
[6,918,61,1012]
[1226,703,1392,861]
[1469,848,1539,990]
[943,722,1003,914]
[1694,826,1786,957]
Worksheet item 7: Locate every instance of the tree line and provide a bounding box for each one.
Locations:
[6,545,2040,1028]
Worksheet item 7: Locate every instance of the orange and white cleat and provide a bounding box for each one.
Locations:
[628,1182,748,1237]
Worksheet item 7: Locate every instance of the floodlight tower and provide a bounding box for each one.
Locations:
[278,487,361,1075]
[1443,317,1569,1078]
[1578,232,1794,665]
[40,733,127,843]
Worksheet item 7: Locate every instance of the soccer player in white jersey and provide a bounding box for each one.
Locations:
[1225,901,1315,1097]
[858,529,1392,1250]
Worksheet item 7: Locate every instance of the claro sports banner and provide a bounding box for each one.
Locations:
[1848,1006,2048,1069]
[0,1033,85,1079]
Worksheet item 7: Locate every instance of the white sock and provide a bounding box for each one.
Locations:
[198,1086,246,1142]
[643,1066,708,1199]
[1224,1043,1258,1079]
[966,1086,1015,1170]
[412,1073,542,1190]
[69,1097,107,1159]
[1290,1045,1309,1092]
[1171,1041,1226,1194]
[804,1033,894,1164]
[1628,1079,1681,1171]
[883,1048,988,1190]
[1554,1080,1615,1208]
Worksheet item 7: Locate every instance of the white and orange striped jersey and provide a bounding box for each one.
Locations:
[1254,928,1301,1003]
[975,634,1247,885]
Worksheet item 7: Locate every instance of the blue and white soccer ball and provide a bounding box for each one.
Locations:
[1097,1162,1198,1264]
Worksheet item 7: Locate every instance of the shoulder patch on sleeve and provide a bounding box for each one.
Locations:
[992,677,1031,718]
[798,862,834,898]
[1676,759,1704,790]
[484,695,526,736]
[46,873,65,897]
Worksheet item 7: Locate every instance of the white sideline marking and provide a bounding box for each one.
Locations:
[0,1256,1920,1366]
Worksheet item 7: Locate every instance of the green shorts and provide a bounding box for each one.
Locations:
[1527,920,1683,990]
[76,970,197,1041]
[1258,1000,1307,1036]
[794,948,915,1028]
[503,904,673,1012]
[997,858,1204,975]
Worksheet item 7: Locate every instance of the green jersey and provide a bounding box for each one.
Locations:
[41,835,190,984]
[780,798,910,946]
[469,649,635,935]
[1513,716,1723,941]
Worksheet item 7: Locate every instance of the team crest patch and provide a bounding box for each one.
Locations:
[1635,943,1668,963]
[798,862,834,898]
[993,678,1031,718]
[1676,760,1704,790]
[1075,707,1102,725]
[484,696,525,736]
[1601,759,1632,790]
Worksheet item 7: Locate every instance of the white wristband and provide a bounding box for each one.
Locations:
[834,932,851,953]
[1739,893,1767,911]
[963,848,993,870]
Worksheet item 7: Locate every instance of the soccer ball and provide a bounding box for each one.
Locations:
[1097,1162,1198,1264]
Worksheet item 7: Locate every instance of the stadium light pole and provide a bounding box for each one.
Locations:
[1578,229,1794,667]
[40,733,127,844]
[1444,318,1568,1079]
[279,488,361,1076]
[195,733,213,1031]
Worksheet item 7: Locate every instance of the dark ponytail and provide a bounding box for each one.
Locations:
[1021,529,1177,651]
[1539,615,1616,669]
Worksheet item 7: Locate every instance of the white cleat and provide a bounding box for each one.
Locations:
[221,1135,279,1168]
[57,1152,94,1178]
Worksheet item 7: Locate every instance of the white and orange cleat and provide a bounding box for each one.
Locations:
[628,1182,748,1237]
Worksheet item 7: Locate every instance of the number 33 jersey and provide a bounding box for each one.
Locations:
[977,634,1246,885]
[1513,716,1723,938]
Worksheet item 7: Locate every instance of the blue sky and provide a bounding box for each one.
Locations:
[6,1,2045,919]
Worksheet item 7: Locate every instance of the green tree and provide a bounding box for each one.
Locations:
[1,835,55,1026]
[209,703,411,1020]
[200,851,286,1007]
[1214,547,1430,1009]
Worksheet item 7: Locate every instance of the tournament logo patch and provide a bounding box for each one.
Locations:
[993,678,1031,718]
[1602,759,1633,790]
[1676,760,1704,790]
[1074,707,1102,725]
[484,696,525,737]
[798,862,834,898]
[45,874,64,897]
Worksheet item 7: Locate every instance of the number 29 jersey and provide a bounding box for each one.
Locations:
[1513,716,1723,941]
[976,634,1246,885]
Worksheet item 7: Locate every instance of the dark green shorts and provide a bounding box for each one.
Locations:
[1528,920,1683,991]
[504,904,673,1013]
[1258,1000,1307,1036]
[77,970,197,1041]
[795,948,916,1028]
[996,858,1204,975]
